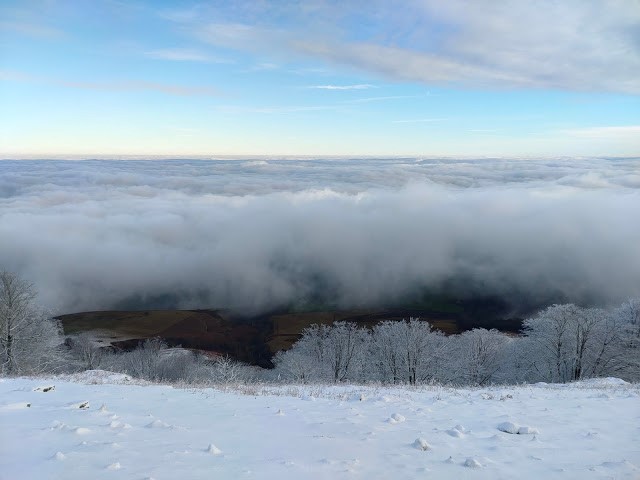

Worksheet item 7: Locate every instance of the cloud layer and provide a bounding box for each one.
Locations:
[1,158,639,315]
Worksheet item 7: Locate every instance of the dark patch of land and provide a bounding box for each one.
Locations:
[57,297,523,367]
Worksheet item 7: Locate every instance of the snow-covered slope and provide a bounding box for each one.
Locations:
[1,373,638,479]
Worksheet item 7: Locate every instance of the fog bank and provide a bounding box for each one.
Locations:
[1,158,638,315]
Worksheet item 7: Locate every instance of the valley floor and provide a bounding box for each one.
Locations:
[1,373,639,479]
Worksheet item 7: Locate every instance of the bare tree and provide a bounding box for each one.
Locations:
[370,319,446,385]
[272,347,320,383]
[118,337,168,381]
[0,270,63,375]
[211,354,251,385]
[69,332,103,370]
[282,322,369,383]
[521,303,637,383]
[450,329,510,386]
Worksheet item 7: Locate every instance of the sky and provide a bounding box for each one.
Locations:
[0,0,639,157]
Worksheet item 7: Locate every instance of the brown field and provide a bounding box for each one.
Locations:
[58,302,522,367]
[267,310,459,352]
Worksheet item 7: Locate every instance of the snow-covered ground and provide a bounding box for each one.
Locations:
[1,372,639,480]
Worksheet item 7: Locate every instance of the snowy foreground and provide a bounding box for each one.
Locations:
[1,372,639,480]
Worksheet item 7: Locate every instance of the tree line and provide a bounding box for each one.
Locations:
[1,270,638,385]
[274,303,640,385]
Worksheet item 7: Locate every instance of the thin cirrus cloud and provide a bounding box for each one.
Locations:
[58,80,220,96]
[392,118,447,124]
[143,48,229,63]
[0,70,221,97]
[561,126,640,139]
[307,84,376,90]
[182,0,640,93]
[0,20,65,39]
[215,104,340,115]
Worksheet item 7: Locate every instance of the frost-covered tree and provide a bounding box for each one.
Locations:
[117,337,168,381]
[278,322,369,383]
[370,319,445,385]
[0,270,64,375]
[69,332,103,370]
[521,304,633,383]
[211,354,252,385]
[272,346,321,383]
[604,299,640,381]
[449,329,510,385]
[369,321,406,383]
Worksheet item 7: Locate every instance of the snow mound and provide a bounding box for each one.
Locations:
[146,419,171,428]
[206,444,222,455]
[446,425,466,437]
[388,413,406,424]
[413,438,432,451]
[463,457,483,468]
[53,452,66,461]
[497,421,539,435]
[74,427,91,435]
[497,421,519,434]
[518,426,540,435]
[109,421,131,430]
[106,462,121,470]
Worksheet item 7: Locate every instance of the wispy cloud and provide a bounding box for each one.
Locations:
[0,70,33,82]
[307,84,376,90]
[58,80,220,96]
[0,70,220,97]
[216,104,339,114]
[171,1,640,93]
[144,48,228,63]
[561,126,640,139]
[344,95,424,104]
[392,118,447,124]
[0,21,65,39]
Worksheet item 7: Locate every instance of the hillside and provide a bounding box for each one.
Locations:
[1,374,638,479]
[57,300,524,366]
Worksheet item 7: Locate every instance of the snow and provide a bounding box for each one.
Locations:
[413,437,431,451]
[1,376,639,479]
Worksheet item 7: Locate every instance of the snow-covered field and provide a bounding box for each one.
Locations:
[1,372,639,480]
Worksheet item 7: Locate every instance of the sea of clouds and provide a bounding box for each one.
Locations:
[1,157,639,315]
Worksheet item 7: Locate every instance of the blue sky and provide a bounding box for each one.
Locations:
[1,0,639,157]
